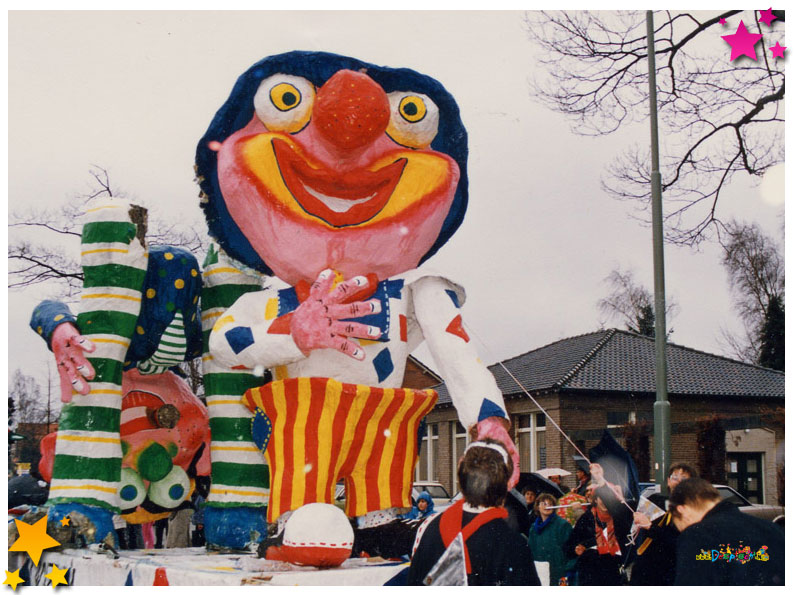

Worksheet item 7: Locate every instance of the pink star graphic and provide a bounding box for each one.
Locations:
[770,41,786,59]
[719,18,727,26]
[722,20,764,61]
[758,8,777,27]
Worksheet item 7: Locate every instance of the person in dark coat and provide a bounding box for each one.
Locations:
[630,462,696,585]
[670,478,784,586]
[573,467,591,497]
[564,465,632,586]
[407,440,540,586]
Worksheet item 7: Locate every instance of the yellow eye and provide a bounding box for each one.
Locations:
[270,83,303,112]
[254,74,315,133]
[398,96,427,123]
[386,91,439,149]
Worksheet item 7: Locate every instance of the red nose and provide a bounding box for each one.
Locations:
[313,70,390,151]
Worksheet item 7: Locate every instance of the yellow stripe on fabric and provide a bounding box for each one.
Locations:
[81,248,129,256]
[211,445,261,453]
[85,205,123,213]
[210,487,268,498]
[202,355,214,362]
[350,388,392,517]
[265,298,278,320]
[91,338,131,347]
[50,484,117,494]
[333,385,369,484]
[201,310,223,322]
[88,389,123,396]
[270,382,288,520]
[213,315,235,332]
[377,390,415,510]
[208,399,245,406]
[402,393,436,502]
[289,378,312,511]
[204,267,244,276]
[58,435,121,445]
[274,366,288,381]
[315,380,342,502]
[82,293,141,302]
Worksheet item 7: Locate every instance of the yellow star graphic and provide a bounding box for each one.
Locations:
[59,517,70,527]
[44,564,68,588]
[9,516,61,566]
[3,569,25,591]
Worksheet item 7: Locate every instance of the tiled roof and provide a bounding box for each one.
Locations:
[433,329,784,405]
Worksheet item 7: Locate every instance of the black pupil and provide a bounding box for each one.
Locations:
[403,102,418,116]
[282,92,297,106]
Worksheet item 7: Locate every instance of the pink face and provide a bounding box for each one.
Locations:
[215,69,460,285]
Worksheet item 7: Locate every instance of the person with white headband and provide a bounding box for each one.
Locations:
[407,439,541,586]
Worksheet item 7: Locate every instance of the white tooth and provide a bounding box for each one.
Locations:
[302,183,375,213]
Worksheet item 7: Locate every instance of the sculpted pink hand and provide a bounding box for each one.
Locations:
[51,323,96,402]
[476,416,520,490]
[290,269,382,360]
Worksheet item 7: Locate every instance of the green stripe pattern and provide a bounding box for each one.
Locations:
[47,199,147,512]
[202,247,270,508]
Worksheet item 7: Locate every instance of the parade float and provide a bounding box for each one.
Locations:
[10,51,521,586]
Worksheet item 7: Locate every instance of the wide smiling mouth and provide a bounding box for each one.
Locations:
[272,138,407,227]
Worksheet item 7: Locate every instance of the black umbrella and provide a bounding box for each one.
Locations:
[515,472,564,498]
[589,430,640,503]
[8,475,49,508]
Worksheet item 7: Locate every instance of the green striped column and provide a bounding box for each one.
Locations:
[47,198,147,511]
[202,245,270,508]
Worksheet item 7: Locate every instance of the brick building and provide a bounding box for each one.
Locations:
[418,329,785,504]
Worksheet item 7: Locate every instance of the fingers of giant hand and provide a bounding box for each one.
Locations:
[326,299,381,320]
[57,366,74,404]
[324,275,374,305]
[329,320,381,340]
[58,357,90,395]
[66,345,96,381]
[73,335,96,354]
[330,335,365,360]
[309,269,336,299]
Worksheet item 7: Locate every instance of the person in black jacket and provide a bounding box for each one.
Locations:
[629,462,697,585]
[407,440,540,586]
[671,478,784,586]
[564,464,633,586]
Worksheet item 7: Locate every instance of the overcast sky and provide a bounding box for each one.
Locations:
[7,10,785,397]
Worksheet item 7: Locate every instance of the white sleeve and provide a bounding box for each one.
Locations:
[208,288,306,370]
[410,275,507,431]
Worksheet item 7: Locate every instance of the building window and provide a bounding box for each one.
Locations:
[417,422,439,482]
[607,411,636,428]
[516,413,547,472]
[451,421,468,494]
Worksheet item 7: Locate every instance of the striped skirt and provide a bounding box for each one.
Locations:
[243,378,437,522]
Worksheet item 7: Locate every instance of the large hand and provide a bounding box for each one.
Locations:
[51,323,96,403]
[475,416,520,490]
[290,269,382,361]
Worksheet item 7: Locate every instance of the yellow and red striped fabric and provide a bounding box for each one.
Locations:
[242,377,437,522]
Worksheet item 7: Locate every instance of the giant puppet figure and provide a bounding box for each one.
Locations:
[36,51,518,552]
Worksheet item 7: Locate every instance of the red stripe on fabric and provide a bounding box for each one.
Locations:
[439,500,508,573]
[303,378,327,504]
[122,391,163,410]
[340,386,384,516]
[388,391,428,507]
[445,314,470,342]
[326,383,357,503]
[231,364,250,370]
[280,379,301,517]
[153,568,169,586]
[365,389,407,513]
[399,314,407,342]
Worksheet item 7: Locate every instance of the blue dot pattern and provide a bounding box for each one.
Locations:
[225,326,255,354]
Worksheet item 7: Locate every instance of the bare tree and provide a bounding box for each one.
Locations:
[719,219,784,363]
[8,369,55,427]
[526,10,785,246]
[597,267,678,337]
[9,166,209,296]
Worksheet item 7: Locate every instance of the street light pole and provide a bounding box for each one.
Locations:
[646,10,672,495]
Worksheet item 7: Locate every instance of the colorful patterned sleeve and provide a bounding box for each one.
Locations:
[208,284,307,370]
[410,275,508,431]
[29,300,77,348]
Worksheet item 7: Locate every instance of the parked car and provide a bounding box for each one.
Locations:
[640,483,784,525]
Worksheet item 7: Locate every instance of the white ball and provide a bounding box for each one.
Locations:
[279,503,354,567]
